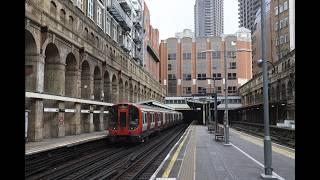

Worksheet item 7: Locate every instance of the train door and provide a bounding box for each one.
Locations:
[142,111,147,131]
[118,108,128,130]
[147,112,150,130]
[150,112,155,129]
[158,113,162,128]
[154,113,158,129]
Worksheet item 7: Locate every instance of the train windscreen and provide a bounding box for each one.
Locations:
[120,112,126,128]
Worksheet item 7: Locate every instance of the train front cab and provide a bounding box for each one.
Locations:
[108,104,141,142]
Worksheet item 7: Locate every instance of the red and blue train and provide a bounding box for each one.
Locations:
[107,103,183,143]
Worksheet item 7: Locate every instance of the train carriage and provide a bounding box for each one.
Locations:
[108,103,183,143]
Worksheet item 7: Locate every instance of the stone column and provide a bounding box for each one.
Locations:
[57,101,65,137]
[88,105,94,132]
[70,103,81,135]
[27,99,43,141]
[99,106,104,131]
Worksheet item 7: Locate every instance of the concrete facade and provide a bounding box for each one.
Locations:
[159,28,252,97]
[25,0,165,142]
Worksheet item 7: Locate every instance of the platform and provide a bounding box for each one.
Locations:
[151,124,295,180]
[25,131,108,155]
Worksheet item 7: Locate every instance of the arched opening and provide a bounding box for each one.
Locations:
[276,84,280,101]
[134,85,138,103]
[119,78,124,103]
[137,87,140,102]
[64,53,78,135]
[80,61,91,133]
[93,66,102,131]
[103,71,111,102]
[81,61,91,99]
[129,83,133,102]
[287,81,293,99]
[112,75,118,103]
[44,43,64,95]
[65,53,78,97]
[25,30,37,92]
[93,66,101,101]
[125,81,129,102]
[43,43,64,139]
[281,83,286,100]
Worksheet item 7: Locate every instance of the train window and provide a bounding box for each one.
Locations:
[143,112,146,124]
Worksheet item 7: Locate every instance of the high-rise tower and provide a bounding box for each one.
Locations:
[194,0,224,37]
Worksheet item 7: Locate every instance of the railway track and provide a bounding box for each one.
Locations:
[26,123,189,180]
[230,121,295,149]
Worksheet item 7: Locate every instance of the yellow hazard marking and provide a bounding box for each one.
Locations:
[162,127,190,177]
[230,128,295,159]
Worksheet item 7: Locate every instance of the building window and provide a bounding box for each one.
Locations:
[198,87,207,94]
[284,1,288,11]
[88,0,94,20]
[97,6,102,28]
[168,64,172,71]
[227,51,236,58]
[183,74,191,80]
[279,4,283,14]
[113,25,117,41]
[168,53,176,60]
[228,86,237,93]
[69,15,74,29]
[183,87,192,94]
[50,1,57,16]
[284,34,289,43]
[212,51,221,59]
[280,35,285,44]
[229,62,236,69]
[275,22,278,31]
[197,73,207,80]
[106,17,111,35]
[216,87,222,93]
[228,73,237,80]
[275,6,278,15]
[183,52,191,60]
[197,52,206,59]
[275,38,279,46]
[60,9,66,24]
[76,0,83,11]
[212,73,222,80]
[168,74,176,80]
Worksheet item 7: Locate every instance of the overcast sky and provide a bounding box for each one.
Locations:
[144,0,239,40]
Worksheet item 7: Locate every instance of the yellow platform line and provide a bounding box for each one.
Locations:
[230,128,295,159]
[162,127,191,177]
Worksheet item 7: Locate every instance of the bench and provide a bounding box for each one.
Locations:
[214,124,224,141]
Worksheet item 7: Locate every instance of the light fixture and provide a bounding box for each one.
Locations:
[281,103,285,106]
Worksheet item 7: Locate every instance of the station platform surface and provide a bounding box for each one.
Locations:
[151,124,295,180]
[25,131,108,155]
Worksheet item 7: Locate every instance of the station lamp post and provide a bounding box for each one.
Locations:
[259,0,278,179]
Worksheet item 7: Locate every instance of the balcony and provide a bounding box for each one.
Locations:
[133,31,142,44]
[118,0,132,12]
[107,0,132,31]
[119,35,131,53]
[133,15,142,29]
